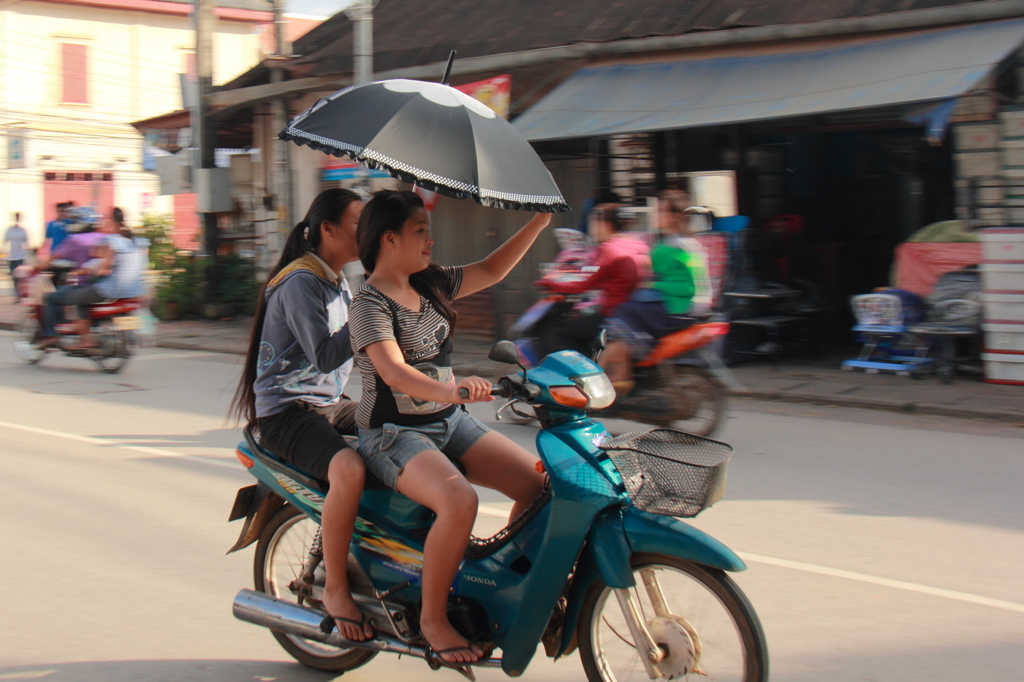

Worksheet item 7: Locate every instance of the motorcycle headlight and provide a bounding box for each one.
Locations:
[573,372,616,409]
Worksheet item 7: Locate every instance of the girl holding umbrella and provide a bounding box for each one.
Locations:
[348,190,550,663]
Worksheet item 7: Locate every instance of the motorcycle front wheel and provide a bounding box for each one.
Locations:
[254,504,377,673]
[13,311,45,365]
[578,553,767,682]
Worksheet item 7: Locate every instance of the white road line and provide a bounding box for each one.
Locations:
[0,420,238,469]
[740,552,1024,614]
[478,505,512,518]
[4,419,1022,614]
[135,351,224,361]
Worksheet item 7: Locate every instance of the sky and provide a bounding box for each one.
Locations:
[286,0,354,19]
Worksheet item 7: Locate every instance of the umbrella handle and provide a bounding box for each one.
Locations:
[441,50,457,85]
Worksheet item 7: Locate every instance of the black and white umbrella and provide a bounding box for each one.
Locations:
[279,76,569,213]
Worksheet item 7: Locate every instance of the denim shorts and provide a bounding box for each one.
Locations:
[356,407,491,489]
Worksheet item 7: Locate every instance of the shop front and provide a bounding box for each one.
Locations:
[513,18,1024,344]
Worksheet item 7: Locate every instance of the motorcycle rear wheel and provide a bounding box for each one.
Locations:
[254,504,377,673]
[13,312,45,365]
[656,365,727,438]
[93,320,131,374]
[578,553,767,682]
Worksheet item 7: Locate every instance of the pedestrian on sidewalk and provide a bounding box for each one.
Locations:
[4,212,29,300]
[230,188,374,643]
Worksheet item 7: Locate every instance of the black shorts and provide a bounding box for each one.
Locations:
[257,399,358,480]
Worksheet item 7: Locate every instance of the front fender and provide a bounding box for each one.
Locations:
[555,506,745,659]
[623,507,746,572]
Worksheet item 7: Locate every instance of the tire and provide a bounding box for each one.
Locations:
[12,311,45,365]
[253,504,377,673]
[658,366,727,438]
[93,319,131,374]
[578,553,768,682]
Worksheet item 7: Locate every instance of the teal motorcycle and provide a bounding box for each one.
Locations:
[228,341,768,681]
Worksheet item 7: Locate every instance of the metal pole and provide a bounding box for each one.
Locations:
[270,0,293,247]
[194,0,218,296]
[347,0,373,85]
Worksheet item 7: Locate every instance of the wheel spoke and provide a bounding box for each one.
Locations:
[584,560,761,682]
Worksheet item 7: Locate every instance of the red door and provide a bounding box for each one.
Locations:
[43,171,115,224]
[172,193,199,249]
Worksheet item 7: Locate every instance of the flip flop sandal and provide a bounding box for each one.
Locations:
[319,612,376,641]
[427,645,481,665]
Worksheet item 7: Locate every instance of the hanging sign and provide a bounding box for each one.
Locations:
[455,75,512,119]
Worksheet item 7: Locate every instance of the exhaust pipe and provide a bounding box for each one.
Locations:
[233,588,422,655]
[232,589,502,668]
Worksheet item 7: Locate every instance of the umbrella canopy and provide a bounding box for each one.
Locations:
[279,79,570,212]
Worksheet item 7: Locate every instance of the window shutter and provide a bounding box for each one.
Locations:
[62,43,88,104]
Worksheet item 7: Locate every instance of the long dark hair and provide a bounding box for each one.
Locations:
[357,189,457,327]
[111,206,132,239]
[230,187,361,426]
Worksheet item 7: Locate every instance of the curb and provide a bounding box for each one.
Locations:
[4,319,1021,424]
[731,390,1024,424]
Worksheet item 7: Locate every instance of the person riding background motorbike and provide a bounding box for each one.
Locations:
[601,189,712,394]
[229,188,375,644]
[348,190,549,665]
[38,207,145,350]
[539,203,650,353]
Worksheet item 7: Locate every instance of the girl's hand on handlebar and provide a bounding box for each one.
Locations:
[453,377,495,403]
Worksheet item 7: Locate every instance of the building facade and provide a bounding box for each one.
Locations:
[0,0,271,247]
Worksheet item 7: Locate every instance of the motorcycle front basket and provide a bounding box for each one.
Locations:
[599,429,733,517]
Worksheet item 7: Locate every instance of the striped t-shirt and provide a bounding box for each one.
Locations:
[349,265,463,430]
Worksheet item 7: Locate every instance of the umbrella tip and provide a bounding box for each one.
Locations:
[441,50,457,85]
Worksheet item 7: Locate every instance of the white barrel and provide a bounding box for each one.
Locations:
[983,323,1024,352]
[979,228,1024,261]
[982,352,1024,384]
[980,263,1024,291]
[981,293,1024,322]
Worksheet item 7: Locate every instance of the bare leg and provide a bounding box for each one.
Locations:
[600,340,634,393]
[319,448,373,641]
[460,431,545,523]
[395,449,480,664]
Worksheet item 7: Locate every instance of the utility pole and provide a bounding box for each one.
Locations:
[193,0,218,295]
[346,0,374,85]
[270,0,293,253]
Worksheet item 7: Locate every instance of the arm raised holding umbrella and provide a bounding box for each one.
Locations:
[458,211,552,297]
[347,190,549,665]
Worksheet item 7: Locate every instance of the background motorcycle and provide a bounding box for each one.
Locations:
[502,229,737,437]
[12,261,140,374]
[228,341,768,681]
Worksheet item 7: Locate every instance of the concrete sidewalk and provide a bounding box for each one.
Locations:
[3,294,1022,423]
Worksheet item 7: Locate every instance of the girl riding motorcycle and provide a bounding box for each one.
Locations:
[347,190,549,664]
[230,188,374,643]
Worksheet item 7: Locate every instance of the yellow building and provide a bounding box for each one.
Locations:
[0,0,271,247]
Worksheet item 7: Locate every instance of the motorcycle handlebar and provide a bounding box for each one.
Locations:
[458,382,514,401]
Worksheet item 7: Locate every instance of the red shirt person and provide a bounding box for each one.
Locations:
[542,204,650,316]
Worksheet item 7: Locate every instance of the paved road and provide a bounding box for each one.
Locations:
[1,335,1023,682]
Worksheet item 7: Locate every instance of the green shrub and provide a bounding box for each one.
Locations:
[141,213,176,270]
[151,252,258,320]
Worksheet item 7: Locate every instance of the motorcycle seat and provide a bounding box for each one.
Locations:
[89,298,141,318]
[243,426,391,493]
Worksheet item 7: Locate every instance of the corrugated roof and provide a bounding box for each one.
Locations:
[513,18,1024,140]
[291,0,995,77]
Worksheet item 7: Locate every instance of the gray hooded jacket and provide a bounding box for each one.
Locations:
[254,252,354,419]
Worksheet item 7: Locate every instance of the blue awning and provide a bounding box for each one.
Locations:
[514,19,1024,141]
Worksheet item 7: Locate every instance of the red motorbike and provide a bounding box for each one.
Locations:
[501,230,738,437]
[13,265,141,374]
